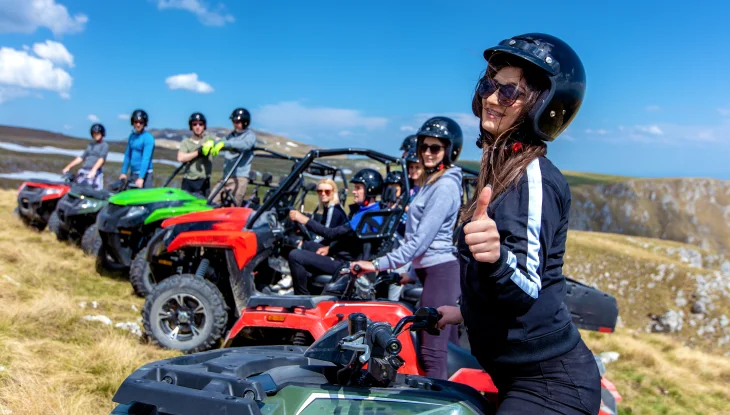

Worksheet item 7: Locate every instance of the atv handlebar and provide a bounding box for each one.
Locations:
[371,322,402,355]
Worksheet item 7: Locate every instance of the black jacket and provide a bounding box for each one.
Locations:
[305,202,379,262]
[313,204,348,245]
[458,156,580,367]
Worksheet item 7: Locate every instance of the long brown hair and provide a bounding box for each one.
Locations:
[415,138,452,187]
[461,54,550,222]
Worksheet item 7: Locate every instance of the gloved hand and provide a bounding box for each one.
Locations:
[210,142,225,157]
[200,140,215,156]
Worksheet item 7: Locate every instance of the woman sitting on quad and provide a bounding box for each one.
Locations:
[312,178,348,239]
[287,169,384,296]
[61,123,109,190]
[436,33,601,414]
[351,116,464,380]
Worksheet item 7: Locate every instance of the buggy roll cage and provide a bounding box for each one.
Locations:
[247,149,409,241]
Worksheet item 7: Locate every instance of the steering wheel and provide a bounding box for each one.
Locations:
[278,205,314,241]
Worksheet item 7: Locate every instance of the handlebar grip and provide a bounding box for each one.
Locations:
[371,324,402,355]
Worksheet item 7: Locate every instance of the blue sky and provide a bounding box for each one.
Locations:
[1,0,729,179]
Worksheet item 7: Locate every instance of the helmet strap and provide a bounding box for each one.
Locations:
[424,162,445,176]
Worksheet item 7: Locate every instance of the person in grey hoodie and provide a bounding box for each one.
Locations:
[351,116,464,379]
[210,107,257,206]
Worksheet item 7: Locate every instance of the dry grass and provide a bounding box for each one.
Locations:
[2,188,730,414]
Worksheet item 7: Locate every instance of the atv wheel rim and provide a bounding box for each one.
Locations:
[158,294,207,343]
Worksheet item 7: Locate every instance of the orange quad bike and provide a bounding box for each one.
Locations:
[141,148,409,353]
[224,264,623,414]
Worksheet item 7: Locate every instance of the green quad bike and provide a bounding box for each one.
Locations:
[111,308,495,415]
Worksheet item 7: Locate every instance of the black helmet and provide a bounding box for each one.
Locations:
[416,116,463,165]
[90,123,105,137]
[479,33,585,142]
[384,170,406,188]
[230,108,251,127]
[399,135,417,152]
[130,109,148,126]
[349,168,383,197]
[188,112,207,130]
[405,148,419,165]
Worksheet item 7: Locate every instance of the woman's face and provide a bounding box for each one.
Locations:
[420,137,445,169]
[317,183,333,204]
[481,66,528,136]
[407,162,423,181]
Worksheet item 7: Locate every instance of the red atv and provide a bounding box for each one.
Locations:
[14,172,74,231]
[141,148,409,353]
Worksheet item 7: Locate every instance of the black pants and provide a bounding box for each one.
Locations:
[414,260,460,380]
[181,177,211,198]
[288,241,345,295]
[487,340,601,414]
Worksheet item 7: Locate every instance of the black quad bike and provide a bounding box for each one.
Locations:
[141,148,409,353]
[111,308,498,415]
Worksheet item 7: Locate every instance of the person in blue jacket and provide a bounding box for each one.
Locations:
[436,33,600,414]
[119,109,155,188]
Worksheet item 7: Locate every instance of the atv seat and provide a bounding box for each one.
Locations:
[247,295,338,310]
[446,342,483,377]
[311,274,333,288]
[401,284,422,305]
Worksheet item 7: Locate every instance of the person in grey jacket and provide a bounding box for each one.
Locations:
[210,108,256,206]
[62,123,109,190]
[351,116,464,379]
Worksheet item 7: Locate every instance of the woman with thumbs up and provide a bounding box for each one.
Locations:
[437,34,600,414]
[351,116,464,380]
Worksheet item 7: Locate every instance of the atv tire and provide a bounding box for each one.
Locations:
[143,275,228,354]
[50,212,68,241]
[130,247,156,297]
[81,224,101,256]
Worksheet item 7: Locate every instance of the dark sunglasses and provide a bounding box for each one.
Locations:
[419,143,445,154]
[191,122,205,126]
[132,120,144,125]
[317,189,332,195]
[477,77,524,107]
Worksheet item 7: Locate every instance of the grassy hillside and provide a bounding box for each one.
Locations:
[1,189,730,414]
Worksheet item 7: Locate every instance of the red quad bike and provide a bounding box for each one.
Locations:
[142,148,405,353]
[14,172,74,231]
[225,263,623,414]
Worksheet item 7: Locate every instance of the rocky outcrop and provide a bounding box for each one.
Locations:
[570,178,730,253]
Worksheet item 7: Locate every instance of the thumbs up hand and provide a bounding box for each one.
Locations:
[463,185,501,263]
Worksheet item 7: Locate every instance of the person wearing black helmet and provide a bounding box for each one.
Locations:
[62,123,109,190]
[120,109,155,188]
[404,148,423,200]
[351,116,464,380]
[399,134,417,158]
[177,112,215,197]
[208,107,256,206]
[287,168,384,296]
[436,34,600,414]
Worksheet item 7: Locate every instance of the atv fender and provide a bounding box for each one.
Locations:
[144,204,213,225]
[167,230,257,270]
[160,207,253,229]
[448,369,499,402]
[227,248,271,317]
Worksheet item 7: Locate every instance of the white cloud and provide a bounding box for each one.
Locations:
[0,0,88,36]
[0,85,30,103]
[63,124,71,130]
[338,130,353,137]
[257,102,389,136]
[0,45,72,100]
[636,125,663,136]
[88,114,100,122]
[586,128,608,135]
[718,108,730,117]
[645,105,661,112]
[400,125,416,132]
[32,40,74,67]
[156,0,234,26]
[165,73,214,93]
[118,114,129,120]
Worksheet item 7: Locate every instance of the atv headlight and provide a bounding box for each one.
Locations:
[43,188,63,196]
[80,200,99,210]
[124,206,147,219]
